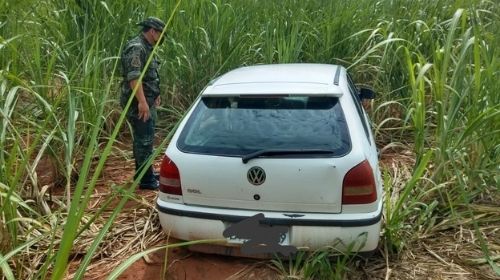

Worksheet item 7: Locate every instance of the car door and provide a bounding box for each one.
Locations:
[346,74,381,188]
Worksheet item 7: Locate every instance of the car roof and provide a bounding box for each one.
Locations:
[202,64,345,96]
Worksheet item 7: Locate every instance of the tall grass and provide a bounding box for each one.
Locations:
[1,0,499,278]
[1,1,180,278]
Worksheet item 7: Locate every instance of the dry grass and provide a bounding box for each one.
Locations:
[65,203,166,280]
[64,156,167,280]
[6,153,166,280]
[377,231,499,280]
[375,150,499,280]
[13,149,495,280]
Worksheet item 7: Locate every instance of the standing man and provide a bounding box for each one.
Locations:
[120,17,165,190]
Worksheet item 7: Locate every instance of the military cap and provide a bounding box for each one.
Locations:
[138,17,165,31]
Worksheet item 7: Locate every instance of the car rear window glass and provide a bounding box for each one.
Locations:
[177,96,351,156]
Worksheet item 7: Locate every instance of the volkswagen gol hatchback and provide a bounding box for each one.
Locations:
[156,64,382,255]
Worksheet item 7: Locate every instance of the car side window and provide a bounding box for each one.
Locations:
[347,73,370,142]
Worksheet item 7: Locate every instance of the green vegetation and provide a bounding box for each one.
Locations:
[1,0,498,279]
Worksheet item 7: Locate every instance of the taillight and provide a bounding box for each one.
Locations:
[342,160,377,204]
[159,155,182,195]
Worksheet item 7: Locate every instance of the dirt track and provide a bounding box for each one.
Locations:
[118,245,278,280]
[72,142,496,280]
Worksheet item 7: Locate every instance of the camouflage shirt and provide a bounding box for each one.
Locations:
[120,34,160,109]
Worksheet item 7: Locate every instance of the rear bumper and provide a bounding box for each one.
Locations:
[156,199,382,252]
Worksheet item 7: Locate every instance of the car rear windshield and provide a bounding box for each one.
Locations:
[177,96,351,157]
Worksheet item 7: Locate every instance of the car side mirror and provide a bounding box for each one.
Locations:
[359,88,376,100]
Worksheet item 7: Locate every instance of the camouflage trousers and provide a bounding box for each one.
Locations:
[128,106,157,186]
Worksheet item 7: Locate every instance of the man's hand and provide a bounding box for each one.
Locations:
[155,96,161,107]
[138,101,150,122]
[129,79,150,122]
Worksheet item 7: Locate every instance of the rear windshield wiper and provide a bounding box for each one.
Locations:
[242,149,335,164]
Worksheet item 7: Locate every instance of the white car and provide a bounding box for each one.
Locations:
[156,64,382,256]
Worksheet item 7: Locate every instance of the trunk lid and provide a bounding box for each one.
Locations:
[173,154,351,213]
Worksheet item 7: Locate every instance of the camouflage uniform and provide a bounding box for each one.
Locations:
[120,34,161,111]
[120,17,164,188]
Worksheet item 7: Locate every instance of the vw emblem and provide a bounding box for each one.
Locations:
[247,166,266,186]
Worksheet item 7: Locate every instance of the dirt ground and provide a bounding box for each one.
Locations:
[117,245,278,280]
[75,153,280,280]
[64,140,497,280]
